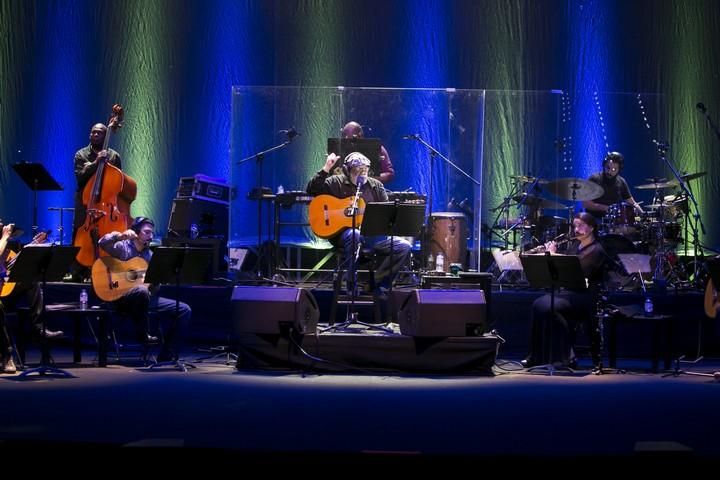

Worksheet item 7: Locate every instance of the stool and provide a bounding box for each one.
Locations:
[329,247,381,324]
[607,312,673,372]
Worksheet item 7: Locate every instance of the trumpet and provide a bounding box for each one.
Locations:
[524,233,576,254]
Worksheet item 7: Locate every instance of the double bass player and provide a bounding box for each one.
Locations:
[72,105,136,279]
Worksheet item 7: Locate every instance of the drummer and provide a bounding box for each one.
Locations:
[582,151,644,221]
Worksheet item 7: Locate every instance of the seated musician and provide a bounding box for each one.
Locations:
[98,217,191,362]
[583,151,643,221]
[522,212,609,369]
[340,121,395,184]
[306,152,410,298]
[0,223,62,374]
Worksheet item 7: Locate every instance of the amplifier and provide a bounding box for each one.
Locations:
[176,174,231,204]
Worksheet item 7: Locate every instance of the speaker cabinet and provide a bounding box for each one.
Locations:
[398,289,487,337]
[232,286,319,335]
[168,197,228,240]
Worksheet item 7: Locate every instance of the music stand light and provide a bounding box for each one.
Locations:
[11,245,79,378]
[144,246,212,372]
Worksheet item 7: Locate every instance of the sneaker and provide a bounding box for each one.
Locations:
[2,357,16,374]
[146,334,159,343]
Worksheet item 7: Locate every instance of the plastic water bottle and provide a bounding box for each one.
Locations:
[80,289,89,310]
[427,253,435,271]
[435,253,445,273]
[644,296,653,316]
[277,184,284,194]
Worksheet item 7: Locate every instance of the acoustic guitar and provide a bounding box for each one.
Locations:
[91,256,148,302]
[308,194,366,239]
[704,278,719,318]
[1,230,49,298]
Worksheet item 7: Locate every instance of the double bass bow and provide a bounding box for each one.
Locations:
[73,104,137,267]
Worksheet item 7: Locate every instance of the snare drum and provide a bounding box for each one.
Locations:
[428,212,468,272]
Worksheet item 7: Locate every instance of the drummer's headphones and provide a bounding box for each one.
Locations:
[603,151,624,172]
[130,216,155,233]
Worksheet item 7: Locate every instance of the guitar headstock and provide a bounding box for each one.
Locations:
[108,103,124,132]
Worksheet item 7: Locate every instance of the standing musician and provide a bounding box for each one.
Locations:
[1,224,63,373]
[522,212,609,369]
[98,217,191,362]
[340,121,395,184]
[71,123,122,279]
[307,152,410,298]
[583,151,643,221]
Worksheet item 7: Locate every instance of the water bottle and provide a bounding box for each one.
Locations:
[644,296,653,316]
[277,184,285,194]
[427,253,435,271]
[435,253,445,273]
[80,289,89,310]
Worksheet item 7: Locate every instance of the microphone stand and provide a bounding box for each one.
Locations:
[405,134,481,269]
[237,131,297,279]
[655,143,706,289]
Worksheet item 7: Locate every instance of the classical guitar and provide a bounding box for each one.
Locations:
[91,256,148,302]
[704,278,719,318]
[1,230,49,298]
[308,195,366,239]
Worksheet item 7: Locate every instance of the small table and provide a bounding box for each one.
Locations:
[607,312,673,373]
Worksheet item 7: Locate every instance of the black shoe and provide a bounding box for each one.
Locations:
[520,357,536,368]
[157,350,178,363]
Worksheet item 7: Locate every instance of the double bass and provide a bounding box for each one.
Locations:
[74,104,137,267]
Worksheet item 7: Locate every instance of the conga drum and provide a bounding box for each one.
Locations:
[428,212,468,272]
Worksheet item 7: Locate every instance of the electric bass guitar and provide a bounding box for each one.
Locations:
[1,230,49,298]
[91,256,148,302]
[308,195,366,239]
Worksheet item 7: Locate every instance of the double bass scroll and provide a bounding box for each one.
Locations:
[73,104,138,267]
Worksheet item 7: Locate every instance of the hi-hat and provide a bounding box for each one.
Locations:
[545,178,604,201]
[512,194,569,210]
[634,181,676,190]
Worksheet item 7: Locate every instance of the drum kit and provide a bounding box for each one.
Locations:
[489,171,708,290]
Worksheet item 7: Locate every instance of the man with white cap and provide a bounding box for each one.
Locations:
[307,151,411,298]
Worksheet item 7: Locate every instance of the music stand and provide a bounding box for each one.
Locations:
[144,247,212,372]
[12,163,63,237]
[11,245,79,378]
[520,254,587,375]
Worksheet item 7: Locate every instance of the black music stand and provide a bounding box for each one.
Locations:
[520,254,587,375]
[12,163,63,238]
[11,245,79,378]
[144,247,212,372]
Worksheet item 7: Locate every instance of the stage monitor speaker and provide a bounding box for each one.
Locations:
[168,197,228,240]
[232,286,319,335]
[398,289,487,337]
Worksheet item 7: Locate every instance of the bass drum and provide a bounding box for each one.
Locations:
[428,212,468,272]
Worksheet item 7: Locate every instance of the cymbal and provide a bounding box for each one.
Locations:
[667,171,707,186]
[634,181,675,190]
[544,178,604,201]
[509,175,548,184]
[512,194,569,210]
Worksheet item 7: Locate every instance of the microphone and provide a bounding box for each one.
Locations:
[356,175,367,187]
[279,127,300,140]
[696,102,707,114]
[402,134,418,140]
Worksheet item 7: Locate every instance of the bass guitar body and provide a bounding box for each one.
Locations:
[91,256,148,302]
[308,195,366,239]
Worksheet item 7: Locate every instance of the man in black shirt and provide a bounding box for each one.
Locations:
[583,151,643,221]
[307,152,410,296]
